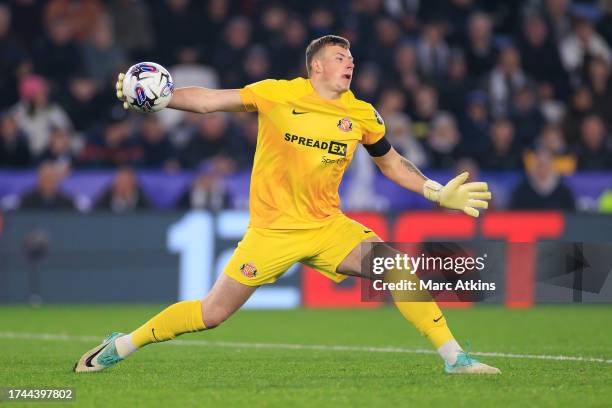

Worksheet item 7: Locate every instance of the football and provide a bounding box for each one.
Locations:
[122,62,174,113]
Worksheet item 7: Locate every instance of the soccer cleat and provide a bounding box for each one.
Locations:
[74,332,124,373]
[444,351,501,374]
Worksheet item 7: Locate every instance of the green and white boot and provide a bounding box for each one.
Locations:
[74,332,124,373]
[444,351,501,374]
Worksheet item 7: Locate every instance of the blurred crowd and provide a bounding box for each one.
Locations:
[0,0,611,212]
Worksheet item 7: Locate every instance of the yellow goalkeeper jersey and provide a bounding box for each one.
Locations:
[239,77,386,229]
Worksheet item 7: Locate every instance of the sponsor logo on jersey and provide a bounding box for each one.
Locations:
[284,133,347,156]
[328,141,347,156]
[337,117,353,132]
[240,262,257,278]
[321,156,348,166]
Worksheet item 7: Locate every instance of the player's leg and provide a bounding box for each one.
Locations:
[125,273,256,349]
[337,237,457,356]
[74,273,256,373]
[75,225,300,373]
[336,236,500,374]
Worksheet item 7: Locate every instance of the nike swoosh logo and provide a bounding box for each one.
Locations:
[152,328,160,342]
[364,230,372,234]
[85,343,107,367]
[292,109,308,115]
[433,315,443,322]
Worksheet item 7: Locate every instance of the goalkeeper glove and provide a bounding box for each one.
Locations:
[423,172,491,217]
[115,72,129,110]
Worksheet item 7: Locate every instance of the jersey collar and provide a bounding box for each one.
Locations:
[304,77,352,108]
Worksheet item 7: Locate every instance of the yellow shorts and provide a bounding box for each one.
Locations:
[223,214,377,286]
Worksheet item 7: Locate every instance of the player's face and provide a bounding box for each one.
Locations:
[320,45,354,93]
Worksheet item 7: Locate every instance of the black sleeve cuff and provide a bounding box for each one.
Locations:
[363,136,392,157]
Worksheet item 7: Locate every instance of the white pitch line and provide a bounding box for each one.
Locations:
[1,331,611,365]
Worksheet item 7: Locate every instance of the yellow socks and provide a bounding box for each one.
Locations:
[394,301,453,348]
[131,300,206,348]
[384,266,457,357]
[117,287,458,364]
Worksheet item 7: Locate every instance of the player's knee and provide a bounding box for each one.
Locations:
[202,305,232,329]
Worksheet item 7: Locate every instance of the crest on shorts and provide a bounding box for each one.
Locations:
[240,262,257,278]
[337,117,353,132]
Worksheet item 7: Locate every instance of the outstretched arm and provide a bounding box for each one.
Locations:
[116,73,245,114]
[167,87,245,113]
[370,147,427,194]
[371,147,491,217]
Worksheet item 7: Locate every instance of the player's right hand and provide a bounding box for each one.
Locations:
[115,72,129,110]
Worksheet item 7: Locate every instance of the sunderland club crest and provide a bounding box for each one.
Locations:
[337,117,353,132]
[240,262,257,278]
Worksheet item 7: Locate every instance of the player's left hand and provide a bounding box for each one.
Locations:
[423,172,491,217]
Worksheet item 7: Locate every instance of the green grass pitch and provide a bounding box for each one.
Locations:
[1,305,611,407]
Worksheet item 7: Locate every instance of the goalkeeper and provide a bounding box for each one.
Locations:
[75,35,499,375]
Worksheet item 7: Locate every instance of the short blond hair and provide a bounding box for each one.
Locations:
[305,35,350,76]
